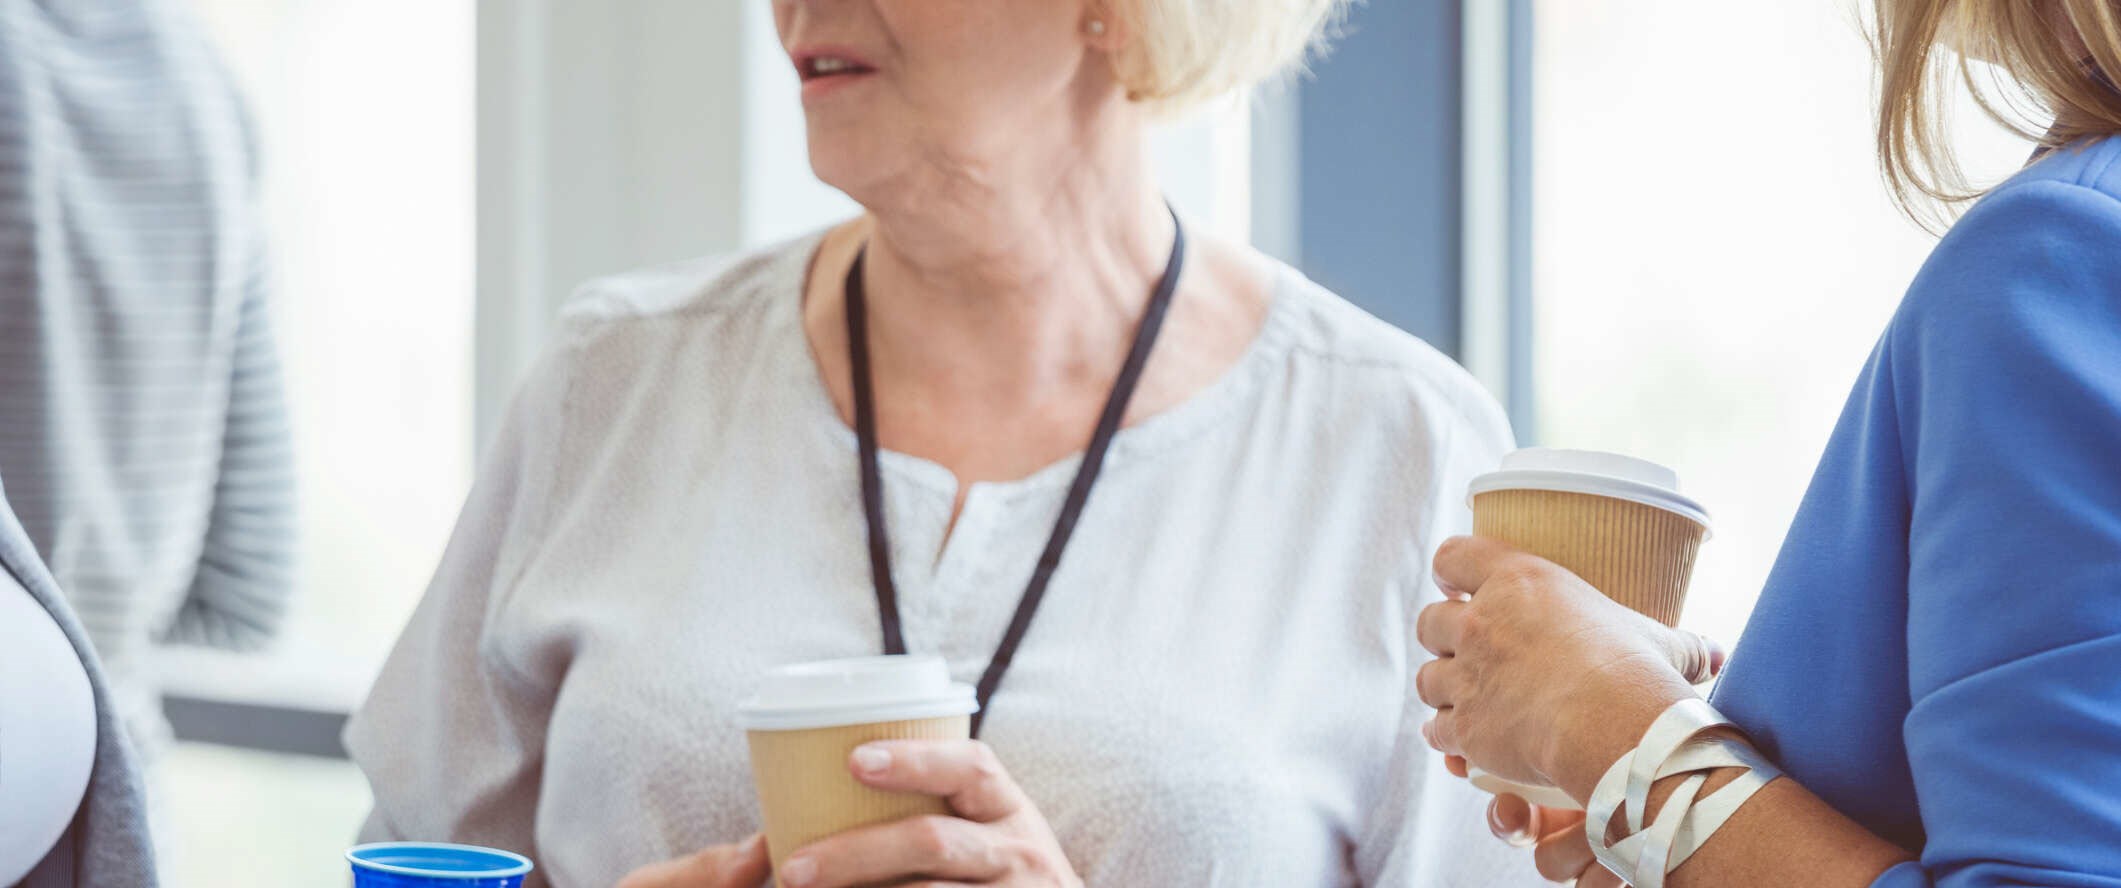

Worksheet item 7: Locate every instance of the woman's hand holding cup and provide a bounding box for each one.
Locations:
[775,738,1081,888]
[1416,535,1722,795]
[611,737,1076,888]
[1420,530,1729,886]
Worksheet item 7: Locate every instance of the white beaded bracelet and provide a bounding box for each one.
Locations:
[1585,698,1783,888]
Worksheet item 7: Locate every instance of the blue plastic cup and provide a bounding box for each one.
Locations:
[347,842,534,888]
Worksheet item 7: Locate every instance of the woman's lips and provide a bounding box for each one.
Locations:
[801,68,876,102]
[792,49,877,102]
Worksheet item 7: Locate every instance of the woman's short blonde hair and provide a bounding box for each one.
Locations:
[1108,0,1350,111]
[1874,0,2121,225]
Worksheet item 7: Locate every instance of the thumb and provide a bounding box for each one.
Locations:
[616,835,771,888]
[647,834,767,888]
[708,834,772,887]
[1662,626,1726,685]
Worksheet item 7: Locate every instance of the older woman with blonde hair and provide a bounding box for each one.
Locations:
[346,1,1538,886]
[1420,1,2121,886]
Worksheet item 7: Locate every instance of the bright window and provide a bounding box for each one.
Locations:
[178,0,475,707]
[1530,2,2031,645]
[161,0,474,884]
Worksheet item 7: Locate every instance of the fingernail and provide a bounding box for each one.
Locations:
[1487,798,1539,848]
[852,745,892,774]
[780,856,816,886]
[1488,805,1536,847]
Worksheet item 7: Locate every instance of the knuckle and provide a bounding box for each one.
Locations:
[1492,558,1550,592]
[1457,609,1490,645]
[996,838,1038,870]
[1456,724,1485,759]
[1005,839,1065,879]
[979,836,1017,872]
[1684,630,1718,671]
[1433,538,1463,565]
[1667,629,1704,673]
[1426,714,1457,751]
[900,743,934,778]
[969,741,1005,777]
[910,815,959,861]
[1415,661,1446,707]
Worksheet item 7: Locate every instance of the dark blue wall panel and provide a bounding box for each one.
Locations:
[1297,0,1464,356]
[1507,0,1536,438]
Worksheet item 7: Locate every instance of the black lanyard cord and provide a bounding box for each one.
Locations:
[846,243,905,657]
[846,207,1186,738]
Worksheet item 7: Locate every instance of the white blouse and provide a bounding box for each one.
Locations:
[345,232,1540,888]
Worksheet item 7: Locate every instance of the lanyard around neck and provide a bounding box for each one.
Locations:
[845,208,1186,738]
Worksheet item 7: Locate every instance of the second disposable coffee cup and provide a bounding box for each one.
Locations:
[1459,448,1712,809]
[1468,448,1711,626]
[738,656,978,882]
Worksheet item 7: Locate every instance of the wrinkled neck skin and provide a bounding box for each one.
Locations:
[851,85,1176,404]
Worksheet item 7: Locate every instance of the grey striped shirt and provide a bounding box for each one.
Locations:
[0,0,295,756]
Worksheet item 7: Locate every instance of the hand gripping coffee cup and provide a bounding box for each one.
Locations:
[737,656,979,884]
[1458,448,1712,810]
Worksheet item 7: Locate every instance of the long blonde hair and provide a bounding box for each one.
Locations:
[1874,0,2121,225]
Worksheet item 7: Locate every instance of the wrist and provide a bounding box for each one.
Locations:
[1543,676,1695,803]
[1643,756,1747,822]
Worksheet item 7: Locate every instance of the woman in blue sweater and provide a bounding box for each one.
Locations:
[1415,2,2121,885]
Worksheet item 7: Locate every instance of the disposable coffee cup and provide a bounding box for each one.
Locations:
[1468,448,1711,625]
[738,655,979,882]
[1459,448,1712,810]
[346,842,533,888]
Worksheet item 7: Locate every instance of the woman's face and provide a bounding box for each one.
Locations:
[772,0,1111,202]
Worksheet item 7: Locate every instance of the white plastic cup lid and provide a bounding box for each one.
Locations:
[736,655,978,732]
[1467,448,1712,533]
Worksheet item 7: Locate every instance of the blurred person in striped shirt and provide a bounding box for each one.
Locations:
[0,0,296,773]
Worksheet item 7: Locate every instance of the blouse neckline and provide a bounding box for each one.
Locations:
[775,229,1301,502]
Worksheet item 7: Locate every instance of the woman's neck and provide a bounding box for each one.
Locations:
[853,107,1175,410]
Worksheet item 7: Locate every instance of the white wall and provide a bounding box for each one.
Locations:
[476,0,750,447]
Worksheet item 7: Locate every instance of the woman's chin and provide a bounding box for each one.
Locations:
[806,159,865,200]
[804,129,879,189]
[805,150,897,208]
